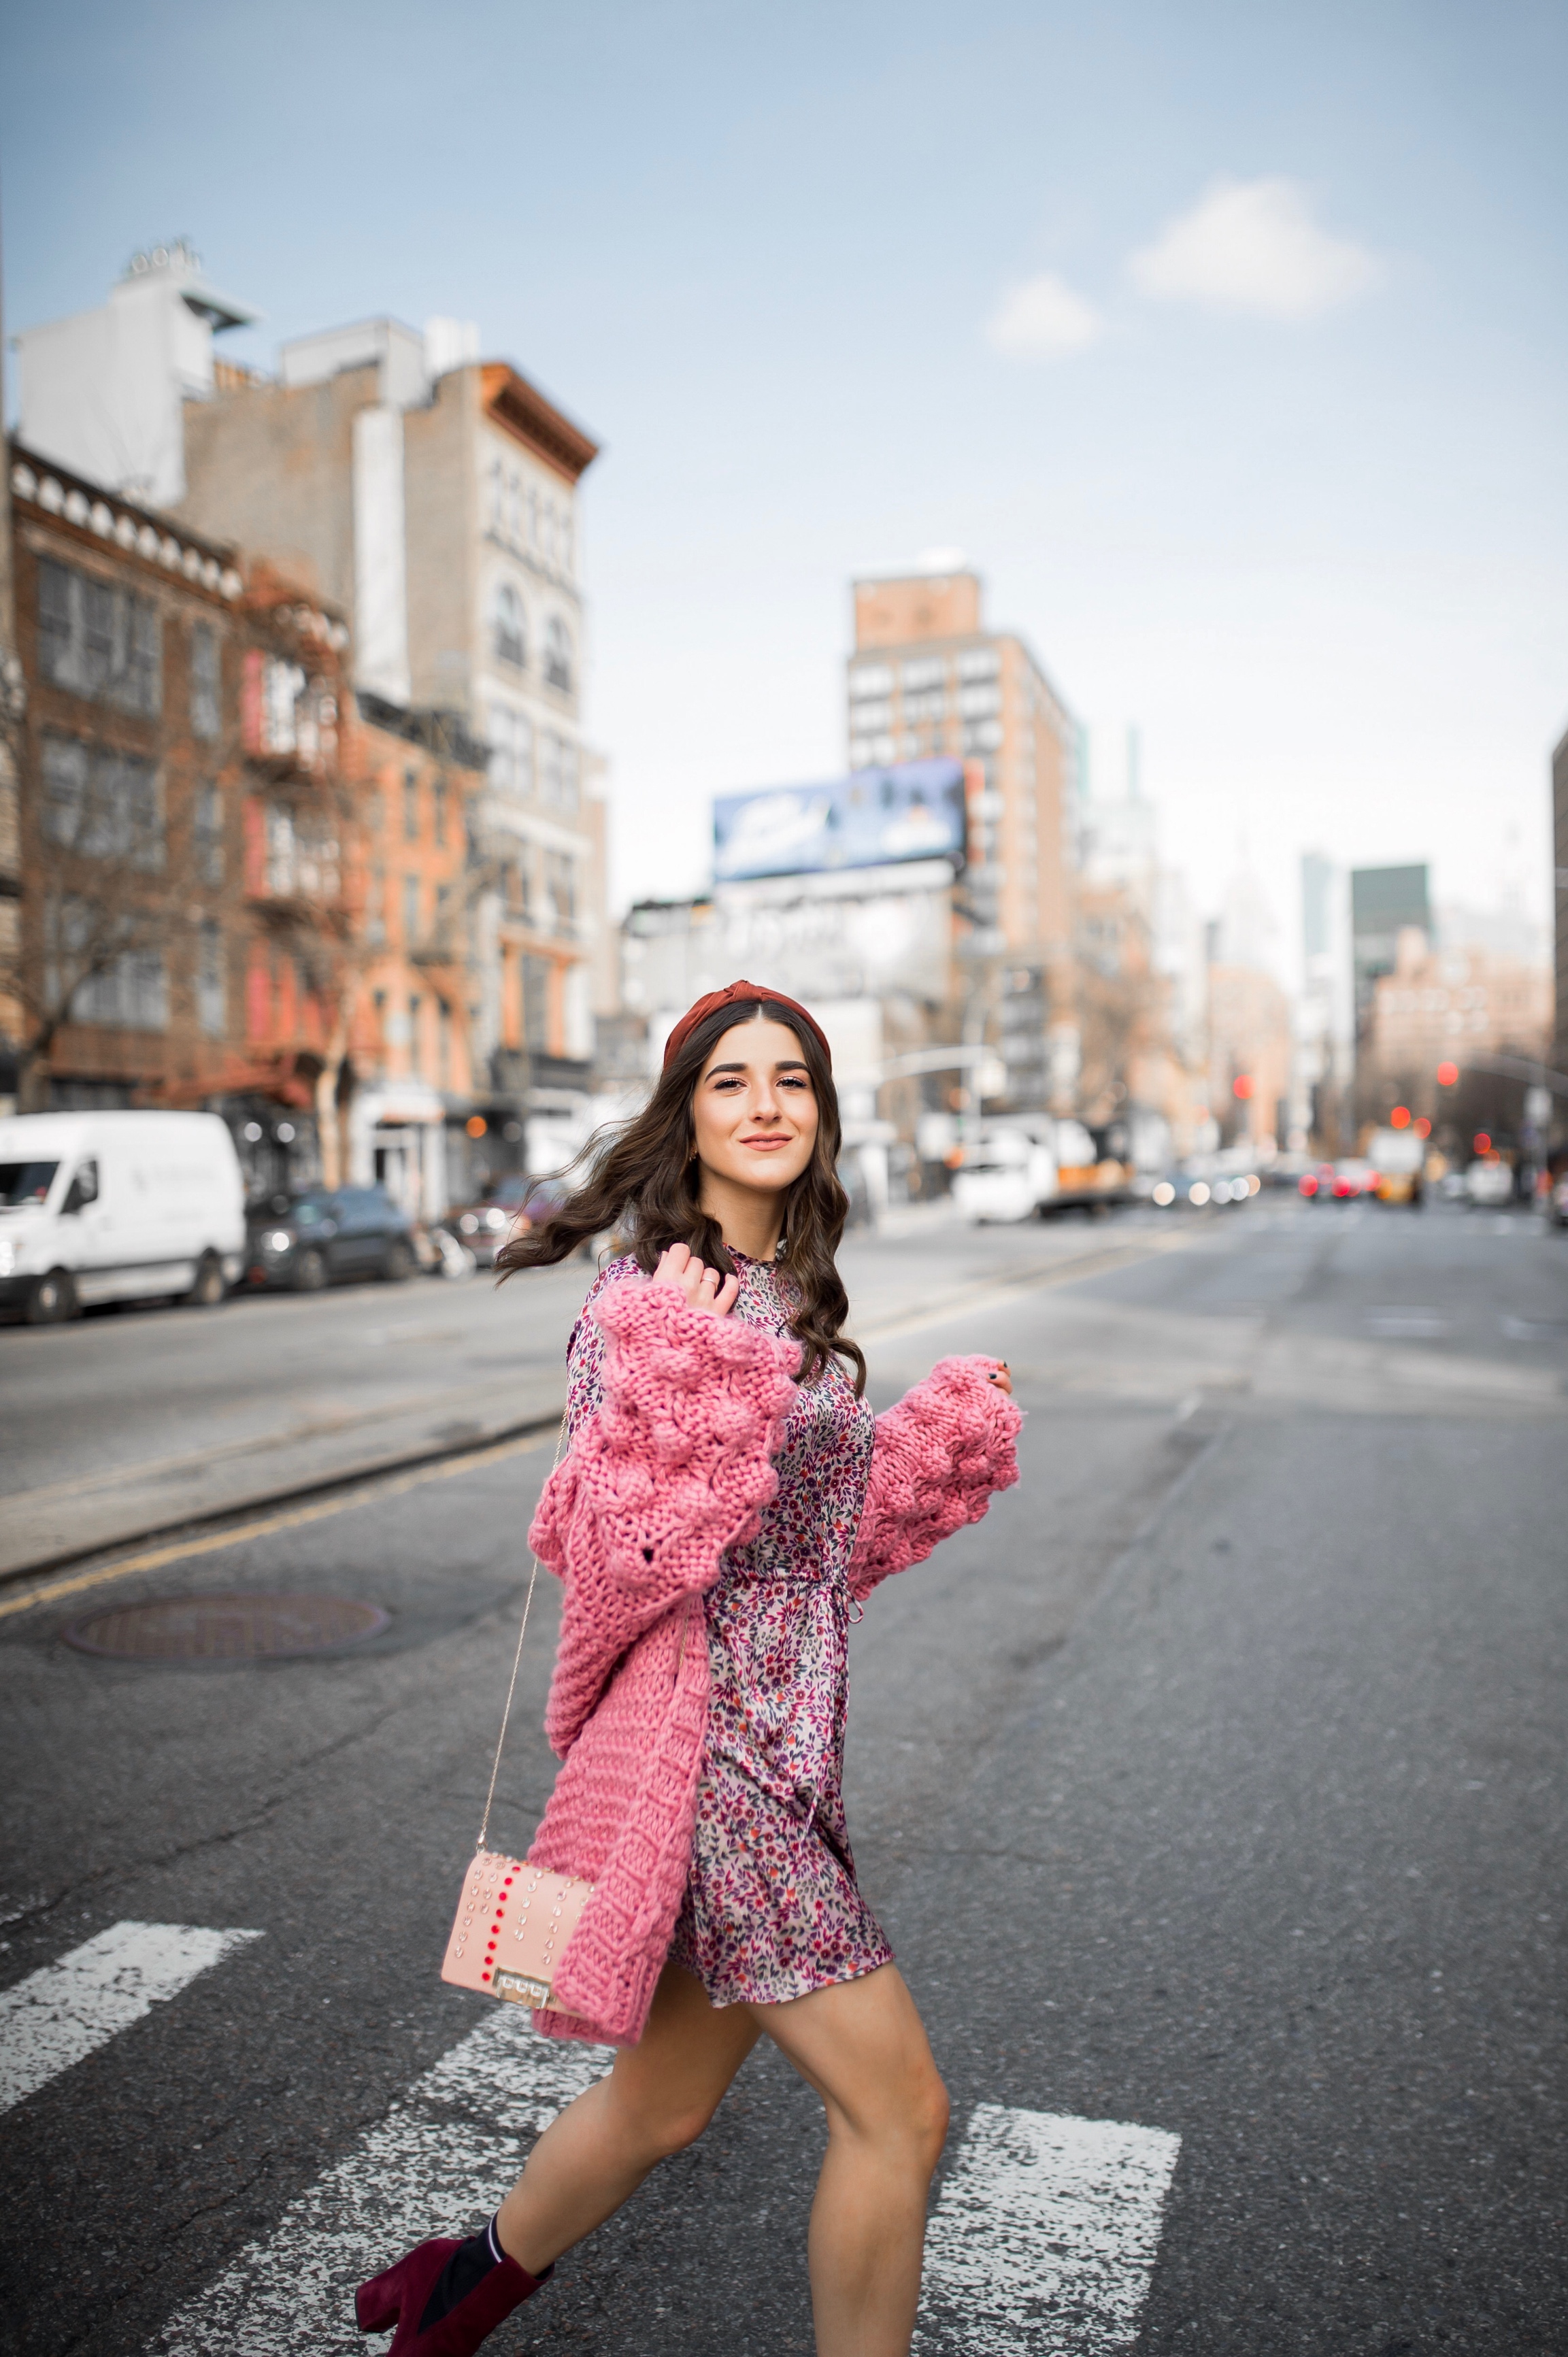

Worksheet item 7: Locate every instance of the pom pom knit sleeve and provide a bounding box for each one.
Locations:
[529,1272,800,1758]
[847,1355,1022,1603]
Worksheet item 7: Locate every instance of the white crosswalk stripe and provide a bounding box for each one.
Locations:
[916,2103,1182,2354]
[150,2011,608,2356]
[150,2009,1178,2356]
[0,1920,263,2117]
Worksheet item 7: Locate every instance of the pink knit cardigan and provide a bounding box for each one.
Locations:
[524,1275,1022,2045]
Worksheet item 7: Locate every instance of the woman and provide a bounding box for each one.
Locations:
[357,982,1021,2357]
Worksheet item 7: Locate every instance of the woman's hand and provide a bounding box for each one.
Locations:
[651,1240,739,1318]
[985,1360,1013,1396]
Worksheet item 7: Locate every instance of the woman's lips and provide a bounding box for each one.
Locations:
[741,1134,790,1150]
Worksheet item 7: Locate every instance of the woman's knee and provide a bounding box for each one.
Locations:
[912,2066,950,2171]
[644,2098,719,2159]
[605,2079,721,2162]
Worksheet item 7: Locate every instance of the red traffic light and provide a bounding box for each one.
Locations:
[1414,1117,1431,1139]
[1473,1132,1491,1154]
[1437,1060,1458,1087]
[1390,1105,1411,1129]
[1233,1073,1254,1101]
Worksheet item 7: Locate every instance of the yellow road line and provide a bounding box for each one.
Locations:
[0,1426,556,1626]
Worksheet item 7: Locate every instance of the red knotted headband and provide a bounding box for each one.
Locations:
[661,979,832,1072]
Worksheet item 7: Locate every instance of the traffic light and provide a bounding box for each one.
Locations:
[1233,1073,1254,1100]
[1390,1105,1411,1129]
[1437,1060,1458,1087]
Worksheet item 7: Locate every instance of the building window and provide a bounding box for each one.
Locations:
[407,995,423,1075]
[403,875,420,943]
[488,704,533,797]
[957,648,1001,683]
[437,998,452,1086]
[901,657,946,692]
[543,616,573,695]
[493,583,527,670]
[403,769,420,841]
[190,622,221,739]
[41,735,163,869]
[368,866,386,946]
[544,850,576,933]
[193,784,223,884]
[433,775,448,846]
[522,953,551,1051]
[52,899,167,1031]
[197,920,226,1037]
[37,558,162,715]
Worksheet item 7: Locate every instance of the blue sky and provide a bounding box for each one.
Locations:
[4,0,1565,967]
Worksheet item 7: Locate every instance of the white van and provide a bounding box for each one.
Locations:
[0,1111,246,1324]
[952,1122,1058,1223]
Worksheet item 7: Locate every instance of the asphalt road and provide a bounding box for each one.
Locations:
[0,1203,1186,1575]
[1,1194,1563,2356]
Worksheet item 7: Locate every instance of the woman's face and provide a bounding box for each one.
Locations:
[690,1017,820,1201]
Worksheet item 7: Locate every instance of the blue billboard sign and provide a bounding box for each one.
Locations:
[713,759,967,883]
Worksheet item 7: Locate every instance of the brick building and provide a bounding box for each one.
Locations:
[3,444,490,1214]
[15,262,615,1133]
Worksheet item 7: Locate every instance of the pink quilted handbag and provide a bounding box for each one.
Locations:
[440,1411,594,2012]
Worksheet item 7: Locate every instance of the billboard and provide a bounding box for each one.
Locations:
[713,758,967,884]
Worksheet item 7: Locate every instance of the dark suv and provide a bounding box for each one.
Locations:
[245,1186,416,1292]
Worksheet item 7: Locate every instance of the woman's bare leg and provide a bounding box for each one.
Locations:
[752,1965,948,2357]
[495,1963,759,2277]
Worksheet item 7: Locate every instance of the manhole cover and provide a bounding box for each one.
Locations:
[63,1594,390,1662]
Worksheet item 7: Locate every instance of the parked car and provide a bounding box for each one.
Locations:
[444,1174,569,1269]
[0,1109,246,1324]
[245,1185,416,1290]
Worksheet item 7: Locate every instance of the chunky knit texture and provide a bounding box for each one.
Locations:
[847,1354,1023,1601]
[524,1277,1020,2045]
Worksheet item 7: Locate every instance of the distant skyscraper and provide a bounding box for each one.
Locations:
[1350,863,1430,1035]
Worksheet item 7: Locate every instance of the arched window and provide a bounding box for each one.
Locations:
[544,615,573,695]
[493,584,527,670]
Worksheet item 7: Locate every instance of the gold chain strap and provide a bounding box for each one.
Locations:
[476,1405,569,1852]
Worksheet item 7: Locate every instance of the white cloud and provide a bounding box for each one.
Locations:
[1129,177,1378,320]
[986,271,1104,358]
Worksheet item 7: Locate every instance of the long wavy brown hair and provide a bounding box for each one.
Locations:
[496,998,865,1393]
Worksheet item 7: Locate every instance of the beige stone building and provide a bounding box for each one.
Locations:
[1367,926,1551,1115]
[847,564,1081,1105]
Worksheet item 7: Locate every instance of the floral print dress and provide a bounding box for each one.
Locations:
[564,1249,894,2007]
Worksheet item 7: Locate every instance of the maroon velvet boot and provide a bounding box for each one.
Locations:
[355,2214,551,2355]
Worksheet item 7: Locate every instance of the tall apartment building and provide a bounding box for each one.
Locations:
[15,256,612,1118]
[846,563,1082,1107]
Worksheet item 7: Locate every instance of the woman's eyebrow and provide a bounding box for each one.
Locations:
[703,1059,810,1078]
